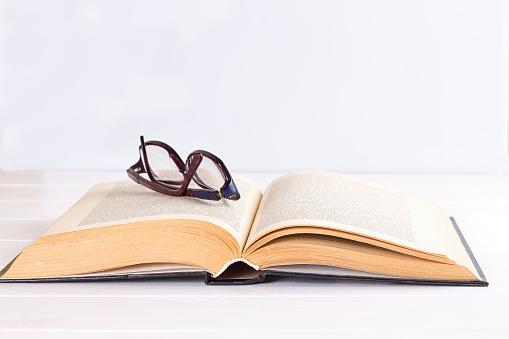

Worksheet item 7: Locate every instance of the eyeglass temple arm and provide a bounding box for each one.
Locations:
[221,181,240,200]
[127,158,145,184]
[127,161,198,198]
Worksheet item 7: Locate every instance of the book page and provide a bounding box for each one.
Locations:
[43,173,262,250]
[245,171,475,273]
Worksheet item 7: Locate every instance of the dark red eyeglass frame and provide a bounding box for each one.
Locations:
[127,136,240,201]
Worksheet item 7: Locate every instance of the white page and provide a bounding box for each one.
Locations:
[43,174,262,250]
[246,171,480,278]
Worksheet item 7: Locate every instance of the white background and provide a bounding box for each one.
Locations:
[0,3,508,336]
[0,0,507,173]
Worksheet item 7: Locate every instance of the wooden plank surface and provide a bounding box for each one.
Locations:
[0,171,508,338]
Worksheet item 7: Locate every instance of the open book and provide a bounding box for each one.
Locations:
[0,171,487,285]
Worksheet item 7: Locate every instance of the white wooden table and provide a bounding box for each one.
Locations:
[0,171,508,338]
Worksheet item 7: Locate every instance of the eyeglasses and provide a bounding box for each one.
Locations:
[127,136,240,201]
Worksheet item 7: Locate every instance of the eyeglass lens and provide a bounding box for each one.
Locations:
[193,156,226,190]
[143,145,184,183]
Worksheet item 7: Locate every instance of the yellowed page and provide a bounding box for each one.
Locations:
[246,171,479,279]
[43,173,262,250]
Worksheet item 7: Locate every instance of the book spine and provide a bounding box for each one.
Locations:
[212,258,259,278]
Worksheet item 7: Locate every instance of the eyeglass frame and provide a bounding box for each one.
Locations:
[127,136,240,201]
